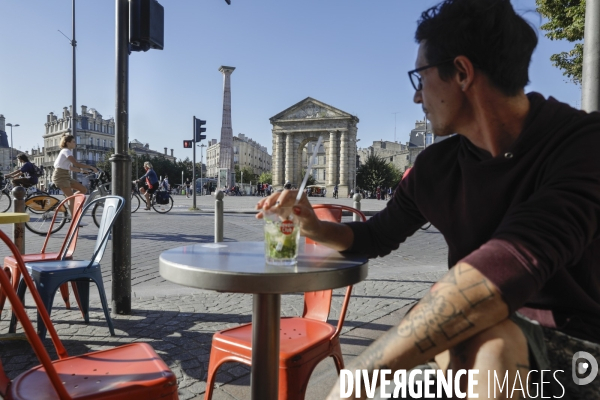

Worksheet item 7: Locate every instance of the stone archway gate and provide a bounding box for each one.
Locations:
[270,97,359,198]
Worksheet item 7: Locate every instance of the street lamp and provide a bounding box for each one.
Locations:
[199,143,206,195]
[5,123,19,167]
[354,138,361,194]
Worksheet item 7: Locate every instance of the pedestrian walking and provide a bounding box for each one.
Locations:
[185,178,191,198]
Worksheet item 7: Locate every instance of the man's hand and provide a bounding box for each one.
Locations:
[255,189,323,238]
[255,189,355,251]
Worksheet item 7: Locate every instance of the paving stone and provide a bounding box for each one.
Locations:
[0,196,448,399]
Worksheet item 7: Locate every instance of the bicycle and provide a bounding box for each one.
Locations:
[0,180,49,213]
[24,193,68,235]
[22,170,109,234]
[150,189,174,213]
[87,170,143,226]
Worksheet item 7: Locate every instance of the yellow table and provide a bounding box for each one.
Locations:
[0,213,30,224]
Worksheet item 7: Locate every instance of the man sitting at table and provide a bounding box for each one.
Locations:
[257,0,600,398]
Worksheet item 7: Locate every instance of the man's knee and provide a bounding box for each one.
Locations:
[449,318,528,370]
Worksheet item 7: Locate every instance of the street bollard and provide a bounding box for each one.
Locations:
[353,193,363,222]
[12,186,27,254]
[215,190,224,243]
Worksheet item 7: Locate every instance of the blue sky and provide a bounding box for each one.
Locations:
[0,0,581,159]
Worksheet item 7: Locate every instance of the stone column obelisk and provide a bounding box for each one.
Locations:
[218,66,235,189]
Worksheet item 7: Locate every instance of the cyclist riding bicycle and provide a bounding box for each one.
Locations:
[134,161,159,210]
[5,153,39,188]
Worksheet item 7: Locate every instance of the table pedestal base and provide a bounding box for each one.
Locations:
[251,293,281,400]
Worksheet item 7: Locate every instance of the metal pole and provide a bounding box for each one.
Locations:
[251,294,280,400]
[72,0,77,138]
[192,116,197,209]
[9,126,13,164]
[582,0,600,112]
[12,187,26,254]
[111,0,132,315]
[353,193,362,222]
[392,111,400,142]
[181,170,184,194]
[200,144,203,196]
[215,190,224,242]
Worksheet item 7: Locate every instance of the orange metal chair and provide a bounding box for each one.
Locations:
[0,194,86,317]
[0,229,179,400]
[204,204,367,400]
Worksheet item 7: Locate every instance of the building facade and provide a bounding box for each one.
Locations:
[270,97,359,197]
[129,139,176,163]
[43,105,115,185]
[357,140,412,175]
[206,133,271,183]
[0,114,18,176]
[356,120,447,175]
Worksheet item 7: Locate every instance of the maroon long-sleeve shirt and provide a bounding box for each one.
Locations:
[346,93,600,342]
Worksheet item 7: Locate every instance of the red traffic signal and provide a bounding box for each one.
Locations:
[183,140,193,148]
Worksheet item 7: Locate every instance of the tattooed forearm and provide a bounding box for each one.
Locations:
[329,263,508,386]
[396,263,504,357]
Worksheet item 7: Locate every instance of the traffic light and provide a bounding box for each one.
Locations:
[183,140,193,148]
[129,0,164,52]
[195,118,206,142]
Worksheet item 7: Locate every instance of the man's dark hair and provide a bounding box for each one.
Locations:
[17,153,29,163]
[415,0,537,96]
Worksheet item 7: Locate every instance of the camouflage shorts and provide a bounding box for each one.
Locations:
[369,314,600,399]
[511,313,600,399]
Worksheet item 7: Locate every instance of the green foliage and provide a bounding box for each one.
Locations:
[97,150,202,187]
[536,0,585,84]
[235,165,256,183]
[356,154,402,194]
[303,170,317,187]
[258,171,272,184]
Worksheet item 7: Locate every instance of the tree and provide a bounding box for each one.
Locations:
[258,171,272,184]
[235,165,256,183]
[356,154,402,196]
[302,169,317,187]
[536,0,585,84]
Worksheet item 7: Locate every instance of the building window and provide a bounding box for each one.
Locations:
[76,136,80,144]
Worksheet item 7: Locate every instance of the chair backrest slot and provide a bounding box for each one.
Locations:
[60,196,125,267]
[303,204,366,323]
[40,193,85,255]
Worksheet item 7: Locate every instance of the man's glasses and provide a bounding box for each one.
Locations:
[408,58,455,91]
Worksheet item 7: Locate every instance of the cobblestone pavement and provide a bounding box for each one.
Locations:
[0,194,448,399]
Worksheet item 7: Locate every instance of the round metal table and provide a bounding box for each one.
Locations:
[159,241,368,400]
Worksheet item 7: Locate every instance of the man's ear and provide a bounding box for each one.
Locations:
[453,56,475,91]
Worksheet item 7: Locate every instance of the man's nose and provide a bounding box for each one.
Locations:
[413,90,422,104]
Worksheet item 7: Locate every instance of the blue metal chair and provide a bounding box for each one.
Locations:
[11,195,125,340]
